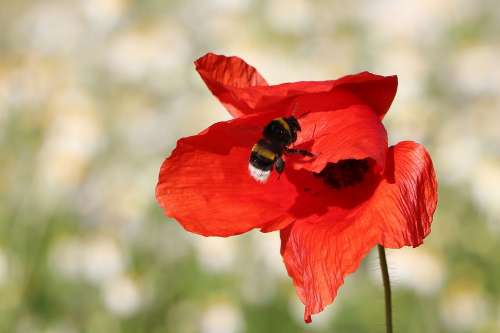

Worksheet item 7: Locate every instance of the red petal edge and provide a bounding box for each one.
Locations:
[280,141,437,322]
[195,53,397,119]
[195,53,269,118]
[280,215,378,323]
[375,141,438,247]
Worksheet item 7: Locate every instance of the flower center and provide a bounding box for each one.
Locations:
[314,158,370,189]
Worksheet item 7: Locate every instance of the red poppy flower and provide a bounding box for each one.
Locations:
[156,53,438,323]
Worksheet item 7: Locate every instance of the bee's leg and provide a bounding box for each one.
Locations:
[284,147,315,157]
[275,156,285,174]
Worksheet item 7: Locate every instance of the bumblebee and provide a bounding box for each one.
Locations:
[248,116,313,183]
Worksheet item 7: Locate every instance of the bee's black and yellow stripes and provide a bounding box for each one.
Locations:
[249,140,276,172]
[263,117,294,145]
[275,117,291,135]
[248,115,307,182]
[251,143,276,161]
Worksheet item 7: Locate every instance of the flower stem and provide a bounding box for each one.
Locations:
[377,245,393,333]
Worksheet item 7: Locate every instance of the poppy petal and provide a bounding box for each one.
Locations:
[292,105,388,173]
[280,214,378,323]
[155,111,299,237]
[196,53,397,118]
[267,72,397,119]
[331,71,398,119]
[375,141,438,247]
[280,141,437,322]
[195,53,269,118]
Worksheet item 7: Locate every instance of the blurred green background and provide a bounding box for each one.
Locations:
[1,0,499,332]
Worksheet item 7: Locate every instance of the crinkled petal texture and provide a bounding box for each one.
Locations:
[156,106,387,236]
[375,141,438,247]
[292,106,388,173]
[156,105,389,236]
[156,111,299,237]
[195,53,397,119]
[280,141,437,322]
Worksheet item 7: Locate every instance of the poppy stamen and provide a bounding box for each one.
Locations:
[315,158,370,189]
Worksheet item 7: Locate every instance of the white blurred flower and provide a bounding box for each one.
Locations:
[81,0,125,30]
[435,134,481,184]
[103,275,142,317]
[236,51,325,86]
[238,233,281,305]
[1,59,64,109]
[201,302,244,333]
[16,3,84,54]
[298,37,356,76]
[266,0,312,35]
[359,0,452,41]
[440,289,489,331]
[471,158,500,226]
[251,232,285,277]
[386,102,434,145]
[370,248,445,296]
[453,45,500,96]
[210,0,250,12]
[181,98,233,136]
[471,100,500,143]
[50,236,125,285]
[106,24,190,82]
[83,237,125,284]
[117,106,180,156]
[374,45,425,101]
[37,89,102,197]
[192,236,237,273]
[76,159,154,236]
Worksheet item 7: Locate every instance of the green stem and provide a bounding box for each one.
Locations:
[378,245,393,333]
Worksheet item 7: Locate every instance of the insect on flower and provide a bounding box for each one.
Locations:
[249,113,314,183]
[156,53,438,323]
